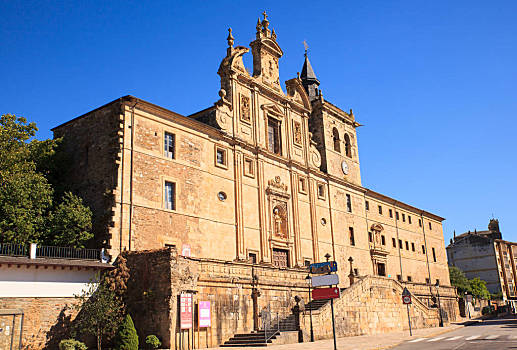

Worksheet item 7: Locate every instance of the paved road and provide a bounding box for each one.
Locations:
[392,316,517,349]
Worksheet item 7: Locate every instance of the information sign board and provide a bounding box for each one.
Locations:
[312,287,340,300]
[311,274,339,287]
[402,295,412,305]
[180,293,193,329]
[198,301,211,328]
[309,261,338,274]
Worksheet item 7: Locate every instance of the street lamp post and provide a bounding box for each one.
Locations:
[435,280,443,327]
[305,274,314,342]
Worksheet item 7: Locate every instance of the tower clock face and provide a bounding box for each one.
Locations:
[341,160,349,175]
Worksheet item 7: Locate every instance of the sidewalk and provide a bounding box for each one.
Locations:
[209,323,474,350]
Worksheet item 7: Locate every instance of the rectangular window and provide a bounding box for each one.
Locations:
[381,235,386,246]
[365,200,369,211]
[426,278,430,284]
[248,252,257,264]
[378,205,383,215]
[317,183,326,199]
[346,194,352,213]
[398,239,402,249]
[164,132,175,159]
[429,222,432,230]
[408,215,412,224]
[432,247,437,262]
[405,241,409,250]
[354,268,358,276]
[407,276,412,282]
[422,245,426,254]
[267,117,281,154]
[243,157,255,178]
[368,232,373,243]
[402,213,406,222]
[304,259,311,267]
[298,177,307,194]
[392,237,396,248]
[164,181,176,210]
[411,242,415,252]
[396,211,399,220]
[419,219,422,227]
[389,209,393,218]
[397,275,402,282]
[349,227,355,246]
[215,146,227,168]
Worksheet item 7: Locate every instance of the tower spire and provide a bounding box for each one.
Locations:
[300,42,320,100]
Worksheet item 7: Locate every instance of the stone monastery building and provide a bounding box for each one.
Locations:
[52,13,456,346]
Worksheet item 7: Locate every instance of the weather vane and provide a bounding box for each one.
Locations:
[303,40,309,54]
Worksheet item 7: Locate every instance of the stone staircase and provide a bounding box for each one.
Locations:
[221,314,299,347]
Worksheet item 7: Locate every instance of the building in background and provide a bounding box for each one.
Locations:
[447,219,517,308]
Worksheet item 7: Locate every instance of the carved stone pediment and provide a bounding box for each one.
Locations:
[267,176,288,192]
[285,78,311,110]
[370,223,384,233]
[261,103,284,118]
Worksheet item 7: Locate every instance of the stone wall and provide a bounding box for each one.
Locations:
[0,297,78,350]
[301,276,441,340]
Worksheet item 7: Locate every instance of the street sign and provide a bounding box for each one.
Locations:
[402,295,412,305]
[312,287,340,300]
[311,274,339,287]
[402,287,410,296]
[309,261,338,274]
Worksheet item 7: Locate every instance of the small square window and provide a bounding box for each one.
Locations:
[164,132,175,159]
[378,205,383,215]
[317,183,326,199]
[389,209,393,218]
[408,215,412,224]
[299,177,307,194]
[248,252,257,264]
[407,276,412,282]
[304,259,311,267]
[397,275,402,282]
[244,157,255,178]
[215,146,228,168]
[365,200,369,211]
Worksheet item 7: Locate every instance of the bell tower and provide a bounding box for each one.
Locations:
[250,12,283,90]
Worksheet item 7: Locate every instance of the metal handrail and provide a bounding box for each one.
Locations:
[0,243,27,257]
[36,245,101,260]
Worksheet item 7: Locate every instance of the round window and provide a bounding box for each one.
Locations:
[218,191,227,201]
[321,218,327,226]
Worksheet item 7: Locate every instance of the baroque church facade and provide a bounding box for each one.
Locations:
[51,14,458,345]
[53,12,450,288]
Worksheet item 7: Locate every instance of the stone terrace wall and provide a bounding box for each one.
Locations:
[0,297,78,350]
[301,276,440,340]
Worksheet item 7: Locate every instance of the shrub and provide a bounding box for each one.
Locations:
[145,335,161,349]
[115,314,139,350]
[58,339,87,350]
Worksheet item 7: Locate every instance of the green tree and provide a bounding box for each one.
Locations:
[114,314,139,350]
[449,266,471,295]
[469,277,490,300]
[0,114,92,247]
[45,192,92,248]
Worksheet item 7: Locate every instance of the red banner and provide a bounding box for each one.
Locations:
[180,293,193,329]
[312,287,340,300]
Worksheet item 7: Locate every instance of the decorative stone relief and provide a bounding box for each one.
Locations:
[293,121,302,146]
[272,202,288,239]
[240,94,251,123]
[268,176,288,192]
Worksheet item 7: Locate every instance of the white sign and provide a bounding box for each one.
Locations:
[311,274,339,287]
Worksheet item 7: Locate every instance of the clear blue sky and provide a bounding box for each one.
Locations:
[1,1,516,243]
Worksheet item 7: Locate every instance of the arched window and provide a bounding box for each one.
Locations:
[344,133,352,158]
[332,128,340,153]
